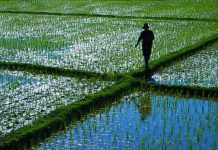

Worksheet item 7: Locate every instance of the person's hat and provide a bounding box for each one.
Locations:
[142,23,149,29]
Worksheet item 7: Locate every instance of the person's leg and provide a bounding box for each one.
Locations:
[144,55,150,69]
[143,48,151,69]
[145,60,149,68]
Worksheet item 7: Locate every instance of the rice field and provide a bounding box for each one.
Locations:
[35,92,218,149]
[152,42,218,87]
[0,0,217,149]
[0,0,217,20]
[0,14,218,73]
[0,70,114,135]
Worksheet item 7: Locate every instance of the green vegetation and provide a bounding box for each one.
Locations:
[0,61,122,81]
[0,13,217,73]
[35,92,218,149]
[0,70,114,135]
[0,0,217,149]
[153,42,218,87]
[0,76,138,149]
[0,0,217,20]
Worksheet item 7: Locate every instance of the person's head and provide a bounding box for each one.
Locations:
[142,23,149,30]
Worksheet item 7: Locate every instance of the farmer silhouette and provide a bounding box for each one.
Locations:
[135,23,154,69]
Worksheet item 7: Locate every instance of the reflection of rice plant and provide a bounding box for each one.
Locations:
[33,92,218,150]
[112,133,117,144]
[140,136,146,149]
[0,3,217,148]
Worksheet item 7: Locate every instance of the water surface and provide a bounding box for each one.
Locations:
[35,92,218,149]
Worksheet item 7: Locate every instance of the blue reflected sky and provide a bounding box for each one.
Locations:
[0,70,39,88]
[35,93,218,150]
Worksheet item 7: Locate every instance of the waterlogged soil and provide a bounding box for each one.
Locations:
[0,70,38,88]
[153,42,218,88]
[0,0,217,20]
[35,92,218,149]
[0,14,218,73]
[0,70,114,135]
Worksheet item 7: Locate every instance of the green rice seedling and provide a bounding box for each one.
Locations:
[0,70,114,134]
[34,92,218,149]
[0,1,217,148]
[153,42,218,88]
[0,0,218,19]
[1,14,218,73]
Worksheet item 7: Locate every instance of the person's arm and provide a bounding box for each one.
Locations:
[135,33,142,48]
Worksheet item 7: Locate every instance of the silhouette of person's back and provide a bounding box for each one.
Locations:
[135,23,154,69]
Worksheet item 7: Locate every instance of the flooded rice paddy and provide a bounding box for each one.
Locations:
[0,0,217,20]
[0,14,218,73]
[35,92,218,149]
[153,42,218,88]
[0,70,113,135]
[0,70,38,88]
[0,3,217,149]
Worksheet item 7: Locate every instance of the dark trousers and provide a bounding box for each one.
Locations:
[143,50,151,68]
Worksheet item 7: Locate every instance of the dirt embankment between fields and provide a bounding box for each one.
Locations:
[0,18,217,150]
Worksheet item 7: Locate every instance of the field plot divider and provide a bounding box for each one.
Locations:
[140,81,218,101]
[0,10,218,23]
[0,76,140,150]
[130,34,218,78]
[0,62,123,81]
[0,12,218,149]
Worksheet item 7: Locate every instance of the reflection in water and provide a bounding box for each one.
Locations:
[136,94,151,121]
[35,92,218,150]
[0,70,39,88]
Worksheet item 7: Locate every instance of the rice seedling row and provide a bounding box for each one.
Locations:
[152,42,218,88]
[35,91,218,149]
[0,70,114,135]
[0,14,218,73]
[0,1,217,149]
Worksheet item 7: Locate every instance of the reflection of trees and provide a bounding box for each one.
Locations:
[136,94,152,121]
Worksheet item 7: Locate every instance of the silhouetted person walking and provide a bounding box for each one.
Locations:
[135,23,154,69]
